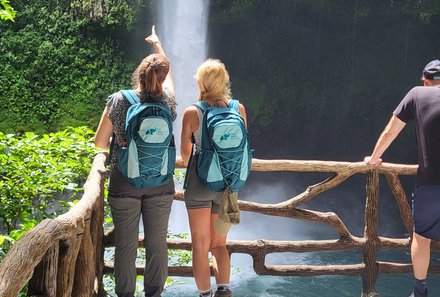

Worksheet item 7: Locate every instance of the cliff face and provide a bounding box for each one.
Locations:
[199,0,439,237]
[207,0,440,162]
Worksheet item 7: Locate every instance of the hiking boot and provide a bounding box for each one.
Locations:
[409,288,428,297]
[214,289,232,297]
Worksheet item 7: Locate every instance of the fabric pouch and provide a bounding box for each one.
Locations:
[214,188,240,234]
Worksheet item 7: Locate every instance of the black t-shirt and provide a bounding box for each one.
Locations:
[393,86,440,185]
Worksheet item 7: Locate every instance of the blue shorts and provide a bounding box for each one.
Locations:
[412,185,440,239]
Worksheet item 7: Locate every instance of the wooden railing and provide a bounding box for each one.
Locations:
[0,152,108,297]
[1,154,440,297]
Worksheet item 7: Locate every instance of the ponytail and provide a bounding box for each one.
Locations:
[132,53,170,97]
[194,58,231,101]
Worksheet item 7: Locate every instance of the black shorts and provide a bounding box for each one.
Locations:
[412,185,440,239]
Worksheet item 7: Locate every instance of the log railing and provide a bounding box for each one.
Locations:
[0,152,108,297]
[1,154,440,297]
[104,159,440,297]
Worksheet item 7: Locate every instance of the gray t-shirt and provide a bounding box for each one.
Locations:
[393,86,440,185]
[106,88,177,168]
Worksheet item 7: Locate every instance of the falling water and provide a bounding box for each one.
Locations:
[158,0,209,153]
[156,0,208,235]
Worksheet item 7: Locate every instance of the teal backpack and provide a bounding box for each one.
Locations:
[193,99,252,192]
[117,90,175,188]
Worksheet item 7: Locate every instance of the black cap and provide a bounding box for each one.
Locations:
[422,59,440,80]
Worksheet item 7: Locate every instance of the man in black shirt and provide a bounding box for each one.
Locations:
[365,59,440,297]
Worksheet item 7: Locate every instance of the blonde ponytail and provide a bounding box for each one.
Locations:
[194,58,231,101]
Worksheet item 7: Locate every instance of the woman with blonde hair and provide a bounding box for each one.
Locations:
[95,26,176,297]
[181,59,248,297]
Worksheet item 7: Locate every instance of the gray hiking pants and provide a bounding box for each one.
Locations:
[108,169,174,297]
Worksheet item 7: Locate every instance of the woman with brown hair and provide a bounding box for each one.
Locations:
[95,26,176,297]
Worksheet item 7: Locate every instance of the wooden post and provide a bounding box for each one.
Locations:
[384,172,413,234]
[361,170,380,297]
[252,240,267,275]
[91,190,106,297]
[27,243,59,297]
[72,218,95,297]
[56,236,82,297]
[252,252,266,275]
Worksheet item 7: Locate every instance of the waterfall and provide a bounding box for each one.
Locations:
[158,0,209,153]
[157,0,209,235]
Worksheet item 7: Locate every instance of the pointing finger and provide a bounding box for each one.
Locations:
[152,25,156,35]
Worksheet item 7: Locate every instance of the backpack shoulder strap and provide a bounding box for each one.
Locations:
[228,99,239,111]
[121,90,139,105]
[193,100,211,112]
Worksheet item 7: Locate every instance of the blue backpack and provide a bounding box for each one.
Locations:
[117,90,175,188]
[194,99,252,192]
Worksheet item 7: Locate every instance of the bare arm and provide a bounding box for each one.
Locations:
[364,115,406,165]
[94,106,113,150]
[145,25,175,96]
[161,53,175,95]
[238,103,248,127]
[180,107,199,166]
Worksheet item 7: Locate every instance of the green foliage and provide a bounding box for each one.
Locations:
[0,0,135,134]
[0,0,15,22]
[173,169,186,185]
[102,0,145,29]
[165,232,191,291]
[0,126,96,259]
[103,274,117,296]
[168,232,192,267]
[397,0,440,22]
[69,0,146,29]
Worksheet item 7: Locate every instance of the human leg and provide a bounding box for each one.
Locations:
[411,232,431,295]
[141,194,174,297]
[210,213,230,286]
[409,185,440,296]
[109,196,142,296]
[188,208,213,293]
[184,154,224,295]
